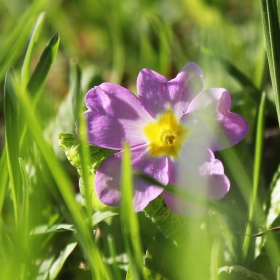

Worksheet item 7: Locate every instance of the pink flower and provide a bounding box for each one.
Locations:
[84,63,248,215]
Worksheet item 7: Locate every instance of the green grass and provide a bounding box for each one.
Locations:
[1,0,280,279]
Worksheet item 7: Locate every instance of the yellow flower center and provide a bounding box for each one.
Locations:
[143,109,189,158]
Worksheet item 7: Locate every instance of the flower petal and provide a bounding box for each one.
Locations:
[183,88,248,151]
[137,62,204,119]
[163,147,229,216]
[85,83,154,149]
[95,145,168,212]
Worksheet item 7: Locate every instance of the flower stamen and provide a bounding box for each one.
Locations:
[161,130,175,145]
[143,109,189,158]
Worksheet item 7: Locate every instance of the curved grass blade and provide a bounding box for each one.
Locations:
[20,33,60,147]
[21,12,46,88]
[27,32,60,98]
[0,0,48,82]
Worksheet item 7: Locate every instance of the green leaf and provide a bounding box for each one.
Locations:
[36,235,77,280]
[143,231,182,280]
[30,224,75,235]
[58,132,83,170]
[143,196,188,246]
[92,211,119,227]
[48,236,78,280]
[218,265,267,280]
[266,166,280,227]
[58,132,117,211]
[27,32,60,98]
[31,212,118,236]
[58,132,116,173]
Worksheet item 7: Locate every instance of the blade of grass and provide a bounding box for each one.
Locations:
[259,0,280,125]
[21,12,46,88]
[210,239,220,280]
[242,92,266,261]
[139,29,157,71]
[20,33,60,148]
[75,61,93,220]
[0,0,48,81]
[106,3,124,84]
[149,15,172,74]
[10,73,111,280]
[107,235,123,280]
[120,144,144,280]
[200,46,260,94]
[0,216,16,280]
[219,147,252,210]
[4,69,20,225]
[0,149,9,213]
[18,158,30,249]
[27,32,60,98]
[18,158,30,280]
[70,58,82,122]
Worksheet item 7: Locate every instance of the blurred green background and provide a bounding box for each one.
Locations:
[0,0,263,99]
[1,0,279,279]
